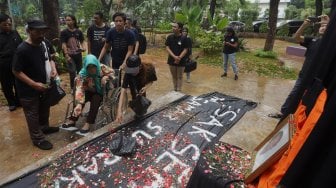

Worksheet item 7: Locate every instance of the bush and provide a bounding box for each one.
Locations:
[255,49,278,59]
[259,23,268,33]
[197,31,223,54]
[276,25,289,37]
[238,38,247,52]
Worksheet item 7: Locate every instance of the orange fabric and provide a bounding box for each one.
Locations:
[256,89,327,188]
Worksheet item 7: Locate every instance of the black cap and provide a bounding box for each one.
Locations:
[125,55,141,74]
[27,20,49,29]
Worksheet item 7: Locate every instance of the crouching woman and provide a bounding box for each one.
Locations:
[115,55,157,123]
[62,54,114,134]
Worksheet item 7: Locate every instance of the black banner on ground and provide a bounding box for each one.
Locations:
[5,92,256,188]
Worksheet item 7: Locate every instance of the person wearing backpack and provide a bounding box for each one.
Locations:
[182,27,192,83]
[87,11,111,66]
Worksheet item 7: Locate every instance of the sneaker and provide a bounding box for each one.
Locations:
[42,127,59,134]
[187,78,191,83]
[34,140,53,150]
[9,106,16,111]
[234,74,238,80]
[221,73,227,77]
[60,122,78,131]
[76,129,90,136]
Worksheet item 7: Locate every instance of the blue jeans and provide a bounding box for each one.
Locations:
[223,53,238,75]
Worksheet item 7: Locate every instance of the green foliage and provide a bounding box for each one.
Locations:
[238,38,247,52]
[255,49,278,59]
[205,12,229,32]
[239,8,259,26]
[24,4,40,20]
[285,5,302,19]
[222,0,241,20]
[174,5,203,39]
[276,24,289,37]
[78,0,103,27]
[197,30,223,54]
[156,21,172,31]
[259,23,268,33]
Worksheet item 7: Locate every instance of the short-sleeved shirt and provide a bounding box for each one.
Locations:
[87,24,110,58]
[122,63,157,99]
[223,35,238,54]
[106,28,135,69]
[12,41,48,98]
[60,28,84,55]
[165,34,189,66]
[0,30,22,64]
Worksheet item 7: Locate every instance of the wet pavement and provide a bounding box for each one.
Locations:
[0,46,303,184]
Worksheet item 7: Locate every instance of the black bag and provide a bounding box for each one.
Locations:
[109,133,137,156]
[184,59,197,73]
[129,95,151,116]
[138,33,147,54]
[44,80,66,106]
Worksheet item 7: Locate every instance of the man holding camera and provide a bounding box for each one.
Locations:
[269,15,329,119]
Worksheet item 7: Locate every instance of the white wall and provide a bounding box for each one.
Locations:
[247,0,290,19]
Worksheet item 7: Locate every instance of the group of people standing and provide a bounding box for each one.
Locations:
[0,11,240,150]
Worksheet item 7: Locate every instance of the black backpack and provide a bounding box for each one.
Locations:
[138,33,147,54]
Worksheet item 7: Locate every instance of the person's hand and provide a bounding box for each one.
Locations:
[73,104,82,117]
[139,86,146,95]
[50,69,58,78]
[319,15,330,24]
[101,76,109,86]
[65,54,72,62]
[32,82,48,92]
[173,55,181,64]
[303,19,312,25]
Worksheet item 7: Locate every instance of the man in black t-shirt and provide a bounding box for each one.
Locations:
[98,12,135,69]
[87,12,111,66]
[165,22,189,91]
[222,27,239,80]
[12,20,59,150]
[0,14,22,111]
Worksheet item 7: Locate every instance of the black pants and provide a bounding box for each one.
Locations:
[67,53,82,89]
[70,91,102,124]
[20,96,50,144]
[0,62,20,106]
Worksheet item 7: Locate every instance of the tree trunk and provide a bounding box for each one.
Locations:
[315,0,323,16]
[209,0,216,20]
[264,0,280,51]
[41,0,60,46]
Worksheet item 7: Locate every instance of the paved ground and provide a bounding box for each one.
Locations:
[0,40,304,184]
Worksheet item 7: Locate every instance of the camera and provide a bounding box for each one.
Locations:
[308,16,321,23]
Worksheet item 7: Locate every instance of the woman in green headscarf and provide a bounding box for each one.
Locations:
[61,54,114,134]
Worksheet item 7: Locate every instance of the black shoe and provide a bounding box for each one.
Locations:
[34,140,53,150]
[42,127,59,134]
[268,113,283,119]
[79,128,90,134]
[9,106,16,111]
[234,75,238,80]
[221,73,227,77]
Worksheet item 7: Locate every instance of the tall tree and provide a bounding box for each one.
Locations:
[315,0,323,16]
[264,0,280,51]
[209,0,216,19]
[0,0,8,13]
[41,0,60,42]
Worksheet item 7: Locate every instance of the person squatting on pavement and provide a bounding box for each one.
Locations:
[12,20,59,150]
[0,13,22,111]
[61,54,114,135]
[115,55,157,124]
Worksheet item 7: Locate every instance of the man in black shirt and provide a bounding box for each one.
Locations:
[12,20,59,150]
[0,14,22,111]
[87,12,111,66]
[98,12,135,69]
